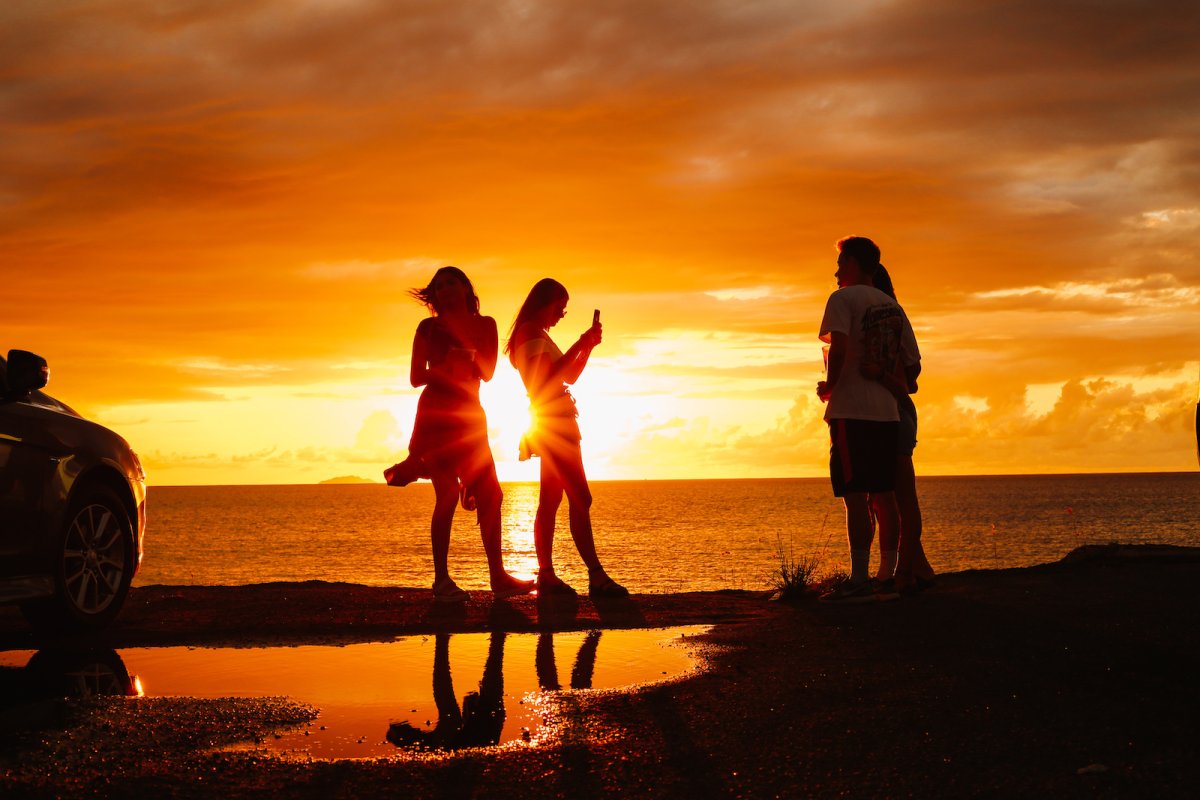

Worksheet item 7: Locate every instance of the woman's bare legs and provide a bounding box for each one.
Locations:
[534,461,566,583]
[870,492,901,580]
[429,472,460,585]
[466,457,533,595]
[537,444,621,592]
[555,447,604,574]
[894,456,935,585]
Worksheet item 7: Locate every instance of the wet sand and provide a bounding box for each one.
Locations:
[2,544,1198,798]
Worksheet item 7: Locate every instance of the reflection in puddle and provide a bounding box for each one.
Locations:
[0,626,706,759]
[0,648,140,710]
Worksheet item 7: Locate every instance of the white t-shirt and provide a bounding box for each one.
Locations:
[819,284,920,422]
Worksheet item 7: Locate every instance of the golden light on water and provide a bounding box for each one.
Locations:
[500,484,540,581]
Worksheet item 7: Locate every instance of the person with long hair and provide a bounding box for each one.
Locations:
[504,278,627,598]
[869,265,936,594]
[385,266,534,603]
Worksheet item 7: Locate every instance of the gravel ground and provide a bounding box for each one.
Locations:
[2,544,1198,799]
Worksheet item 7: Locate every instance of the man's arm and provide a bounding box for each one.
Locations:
[817,331,848,402]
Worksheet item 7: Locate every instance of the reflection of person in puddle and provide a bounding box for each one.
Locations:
[386,631,506,751]
[535,630,601,691]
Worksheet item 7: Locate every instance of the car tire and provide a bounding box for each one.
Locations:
[21,485,136,633]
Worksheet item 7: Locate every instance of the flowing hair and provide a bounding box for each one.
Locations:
[408,266,481,315]
[504,278,568,365]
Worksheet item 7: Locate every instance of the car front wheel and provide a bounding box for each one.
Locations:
[22,485,135,633]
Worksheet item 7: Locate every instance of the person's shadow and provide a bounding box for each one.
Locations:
[386,631,506,752]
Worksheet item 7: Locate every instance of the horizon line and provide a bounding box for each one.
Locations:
[145,469,1200,489]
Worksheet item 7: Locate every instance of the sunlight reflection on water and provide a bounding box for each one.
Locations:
[0,626,707,759]
[139,474,1200,591]
[500,485,539,580]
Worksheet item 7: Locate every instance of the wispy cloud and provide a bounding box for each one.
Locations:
[5,0,1199,480]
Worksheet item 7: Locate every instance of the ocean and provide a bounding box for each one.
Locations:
[137,473,1200,593]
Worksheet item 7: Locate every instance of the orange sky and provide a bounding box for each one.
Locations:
[4,0,1199,484]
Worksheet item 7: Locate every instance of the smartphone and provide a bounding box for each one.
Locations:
[593,309,600,325]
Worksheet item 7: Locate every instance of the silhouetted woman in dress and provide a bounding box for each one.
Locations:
[386,267,534,603]
[505,279,627,598]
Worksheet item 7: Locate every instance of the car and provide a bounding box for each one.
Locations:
[1,349,146,632]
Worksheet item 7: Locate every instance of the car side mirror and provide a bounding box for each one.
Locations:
[6,350,50,395]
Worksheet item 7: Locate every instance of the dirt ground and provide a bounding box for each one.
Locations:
[2,544,1199,799]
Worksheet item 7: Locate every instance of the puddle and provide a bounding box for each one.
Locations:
[0,626,707,759]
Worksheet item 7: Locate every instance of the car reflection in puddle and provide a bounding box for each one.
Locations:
[0,626,707,759]
[0,647,140,737]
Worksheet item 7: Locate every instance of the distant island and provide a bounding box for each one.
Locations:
[318,475,379,485]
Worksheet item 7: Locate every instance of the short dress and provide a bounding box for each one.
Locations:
[406,317,493,482]
[512,332,581,461]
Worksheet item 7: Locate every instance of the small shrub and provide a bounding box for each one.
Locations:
[768,537,823,601]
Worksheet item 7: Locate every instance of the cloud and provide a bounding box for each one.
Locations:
[971,275,1200,313]
[5,1,1200,480]
[352,410,407,457]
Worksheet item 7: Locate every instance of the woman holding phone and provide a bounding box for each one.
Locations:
[505,279,627,598]
[385,266,535,603]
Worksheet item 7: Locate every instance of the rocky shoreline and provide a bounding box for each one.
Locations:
[2,544,1198,798]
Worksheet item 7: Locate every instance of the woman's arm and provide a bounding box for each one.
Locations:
[474,317,499,382]
[555,323,601,385]
[410,321,431,388]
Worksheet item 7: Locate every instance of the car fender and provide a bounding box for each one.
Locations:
[38,451,145,575]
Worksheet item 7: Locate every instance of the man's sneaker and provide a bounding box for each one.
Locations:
[819,579,877,604]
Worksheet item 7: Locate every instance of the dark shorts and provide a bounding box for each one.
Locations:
[829,418,899,497]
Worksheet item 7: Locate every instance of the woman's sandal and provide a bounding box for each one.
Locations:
[588,576,629,599]
[492,577,536,601]
[432,577,470,604]
[537,577,578,597]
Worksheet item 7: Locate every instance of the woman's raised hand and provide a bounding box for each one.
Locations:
[581,321,603,349]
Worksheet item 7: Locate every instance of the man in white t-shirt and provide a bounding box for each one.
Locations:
[816,236,920,603]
